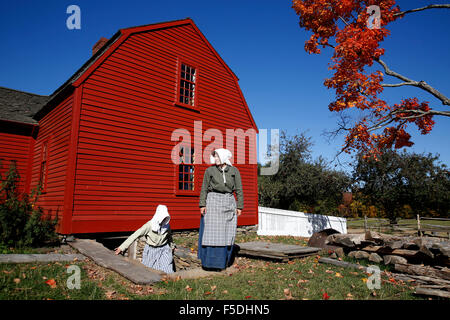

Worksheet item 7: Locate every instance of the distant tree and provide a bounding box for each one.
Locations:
[351,149,450,223]
[258,130,351,215]
[292,0,450,159]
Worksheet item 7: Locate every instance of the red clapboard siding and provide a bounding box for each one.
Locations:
[70,22,258,233]
[29,95,73,223]
[0,131,34,193]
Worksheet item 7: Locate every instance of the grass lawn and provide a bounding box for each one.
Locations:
[0,232,427,300]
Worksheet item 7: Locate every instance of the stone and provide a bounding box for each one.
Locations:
[348,251,357,258]
[369,253,383,263]
[383,255,408,265]
[335,247,345,258]
[354,251,370,260]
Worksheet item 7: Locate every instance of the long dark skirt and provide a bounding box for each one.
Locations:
[198,215,234,270]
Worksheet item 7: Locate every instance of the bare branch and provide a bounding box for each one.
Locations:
[394,4,450,17]
[375,58,450,106]
[338,15,350,26]
[381,82,413,88]
[392,109,450,118]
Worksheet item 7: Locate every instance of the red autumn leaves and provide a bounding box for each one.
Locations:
[292,0,436,159]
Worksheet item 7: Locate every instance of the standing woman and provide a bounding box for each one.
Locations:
[198,148,244,270]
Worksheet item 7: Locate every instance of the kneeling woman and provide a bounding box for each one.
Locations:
[198,148,244,270]
[114,204,175,274]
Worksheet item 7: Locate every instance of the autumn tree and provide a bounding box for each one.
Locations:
[292,0,450,159]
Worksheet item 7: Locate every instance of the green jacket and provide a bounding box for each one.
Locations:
[199,165,244,209]
[118,220,174,252]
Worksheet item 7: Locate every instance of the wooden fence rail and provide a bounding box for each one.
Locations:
[347,215,450,239]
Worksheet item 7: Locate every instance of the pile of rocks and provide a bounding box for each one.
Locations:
[325,231,449,266]
[323,231,450,298]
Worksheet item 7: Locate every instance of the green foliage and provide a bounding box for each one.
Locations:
[258,130,352,215]
[0,161,59,248]
[351,149,450,222]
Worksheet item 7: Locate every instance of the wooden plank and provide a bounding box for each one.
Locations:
[415,287,450,298]
[0,254,85,264]
[236,241,320,261]
[237,241,321,256]
[68,239,163,284]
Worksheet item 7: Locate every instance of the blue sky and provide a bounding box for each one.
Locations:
[1,0,449,173]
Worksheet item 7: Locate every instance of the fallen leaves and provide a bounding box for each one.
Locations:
[185,285,193,292]
[45,279,57,289]
[335,272,343,278]
[105,290,116,299]
[297,279,309,286]
[283,288,293,300]
[322,292,330,300]
[13,278,21,284]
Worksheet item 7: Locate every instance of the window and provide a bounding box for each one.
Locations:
[178,63,196,106]
[39,140,49,193]
[177,145,195,192]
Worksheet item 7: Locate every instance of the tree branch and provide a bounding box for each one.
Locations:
[394,4,450,17]
[381,82,413,88]
[375,58,450,106]
[392,109,450,118]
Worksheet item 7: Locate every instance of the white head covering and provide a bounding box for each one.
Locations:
[210,148,233,166]
[210,148,233,183]
[150,204,170,234]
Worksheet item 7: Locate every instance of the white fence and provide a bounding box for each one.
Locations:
[257,206,347,237]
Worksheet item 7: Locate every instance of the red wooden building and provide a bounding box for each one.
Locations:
[0,18,259,235]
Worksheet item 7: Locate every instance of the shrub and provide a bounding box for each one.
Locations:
[0,161,59,248]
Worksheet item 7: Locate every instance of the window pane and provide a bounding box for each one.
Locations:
[181,64,186,72]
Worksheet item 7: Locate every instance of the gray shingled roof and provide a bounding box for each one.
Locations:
[0,86,49,124]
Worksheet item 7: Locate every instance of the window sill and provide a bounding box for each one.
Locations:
[174,102,200,113]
